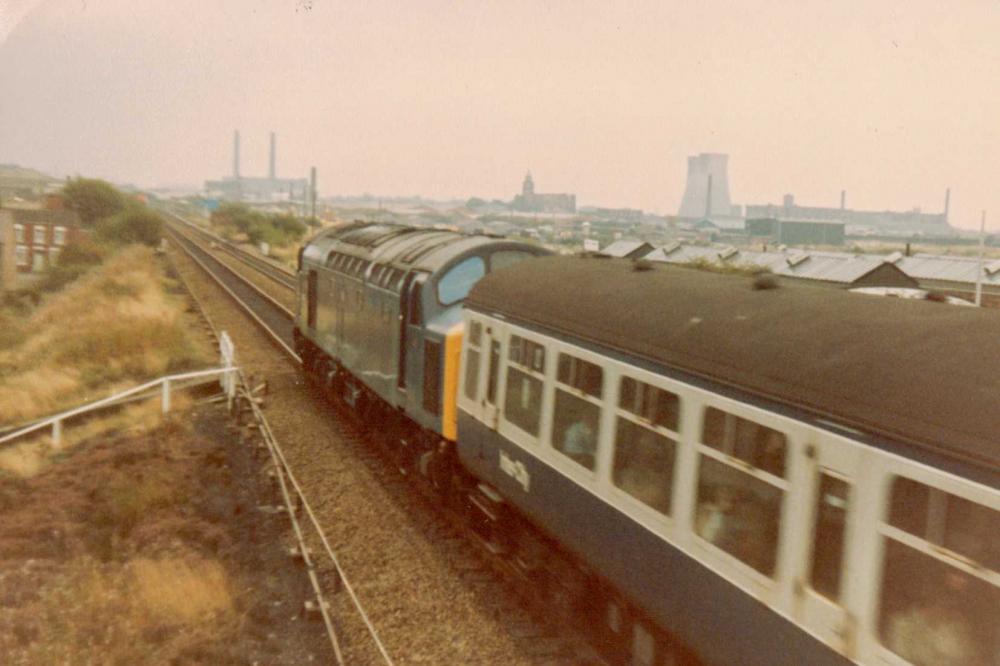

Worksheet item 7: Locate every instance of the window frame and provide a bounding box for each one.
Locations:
[691,403,791,580]
[498,331,548,443]
[53,226,66,246]
[608,373,683,518]
[33,225,46,245]
[879,470,1000,586]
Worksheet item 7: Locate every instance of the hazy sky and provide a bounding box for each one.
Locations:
[1,1,996,228]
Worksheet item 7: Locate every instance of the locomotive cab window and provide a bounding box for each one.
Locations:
[437,256,485,306]
[612,377,680,515]
[551,353,603,470]
[503,335,545,436]
[694,407,787,576]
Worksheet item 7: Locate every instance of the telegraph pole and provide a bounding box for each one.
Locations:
[975,210,986,306]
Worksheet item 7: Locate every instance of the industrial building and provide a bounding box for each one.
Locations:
[642,243,917,290]
[205,131,310,204]
[745,190,952,236]
[746,218,845,246]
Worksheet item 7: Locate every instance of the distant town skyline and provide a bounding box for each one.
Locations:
[1,0,996,229]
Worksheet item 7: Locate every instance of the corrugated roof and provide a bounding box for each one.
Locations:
[897,254,1000,287]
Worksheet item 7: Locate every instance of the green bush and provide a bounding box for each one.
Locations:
[210,204,307,247]
[95,209,163,247]
[62,178,125,227]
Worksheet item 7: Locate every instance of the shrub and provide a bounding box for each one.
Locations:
[61,178,125,227]
[95,209,163,247]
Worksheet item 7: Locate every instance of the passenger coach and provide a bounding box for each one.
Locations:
[458,255,999,666]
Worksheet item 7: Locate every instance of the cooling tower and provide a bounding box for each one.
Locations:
[678,153,732,219]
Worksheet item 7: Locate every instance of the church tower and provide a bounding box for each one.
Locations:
[522,172,535,196]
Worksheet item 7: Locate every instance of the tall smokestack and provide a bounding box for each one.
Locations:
[840,190,846,210]
[269,132,276,180]
[944,187,951,222]
[310,166,317,220]
[233,130,240,179]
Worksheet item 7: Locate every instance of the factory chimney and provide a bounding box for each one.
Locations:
[269,132,276,180]
[233,130,240,179]
[943,187,951,222]
[840,190,846,210]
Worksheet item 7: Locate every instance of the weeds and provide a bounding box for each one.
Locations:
[0,246,212,424]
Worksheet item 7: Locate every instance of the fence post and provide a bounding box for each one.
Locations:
[52,419,62,447]
[162,379,171,414]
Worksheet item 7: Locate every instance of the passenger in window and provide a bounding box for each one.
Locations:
[696,485,740,549]
[561,413,597,468]
[886,569,984,666]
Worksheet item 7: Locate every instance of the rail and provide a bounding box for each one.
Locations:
[163,210,296,289]
[165,236,393,664]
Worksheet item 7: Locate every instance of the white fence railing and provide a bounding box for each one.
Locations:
[1,333,239,449]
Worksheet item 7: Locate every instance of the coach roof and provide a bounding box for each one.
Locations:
[465,255,1000,471]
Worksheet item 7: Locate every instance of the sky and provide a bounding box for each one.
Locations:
[0,0,996,228]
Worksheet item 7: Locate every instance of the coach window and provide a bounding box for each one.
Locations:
[438,256,486,306]
[464,320,483,401]
[809,474,850,600]
[878,477,999,666]
[612,377,679,514]
[551,353,603,470]
[503,335,545,436]
[695,407,787,575]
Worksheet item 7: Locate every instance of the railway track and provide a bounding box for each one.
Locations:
[165,211,297,290]
[165,219,600,664]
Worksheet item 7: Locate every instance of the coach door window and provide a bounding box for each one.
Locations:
[464,320,482,401]
[695,407,787,576]
[551,353,603,470]
[612,377,679,515]
[503,335,545,436]
[878,477,999,666]
[809,474,849,600]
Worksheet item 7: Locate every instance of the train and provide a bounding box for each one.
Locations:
[293,222,999,666]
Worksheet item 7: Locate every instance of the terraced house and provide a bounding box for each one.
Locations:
[0,207,84,289]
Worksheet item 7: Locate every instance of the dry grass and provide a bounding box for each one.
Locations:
[5,555,238,664]
[0,394,192,478]
[131,557,234,622]
[0,246,212,425]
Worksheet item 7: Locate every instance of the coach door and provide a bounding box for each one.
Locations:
[797,430,861,658]
[397,273,426,396]
[481,323,504,430]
